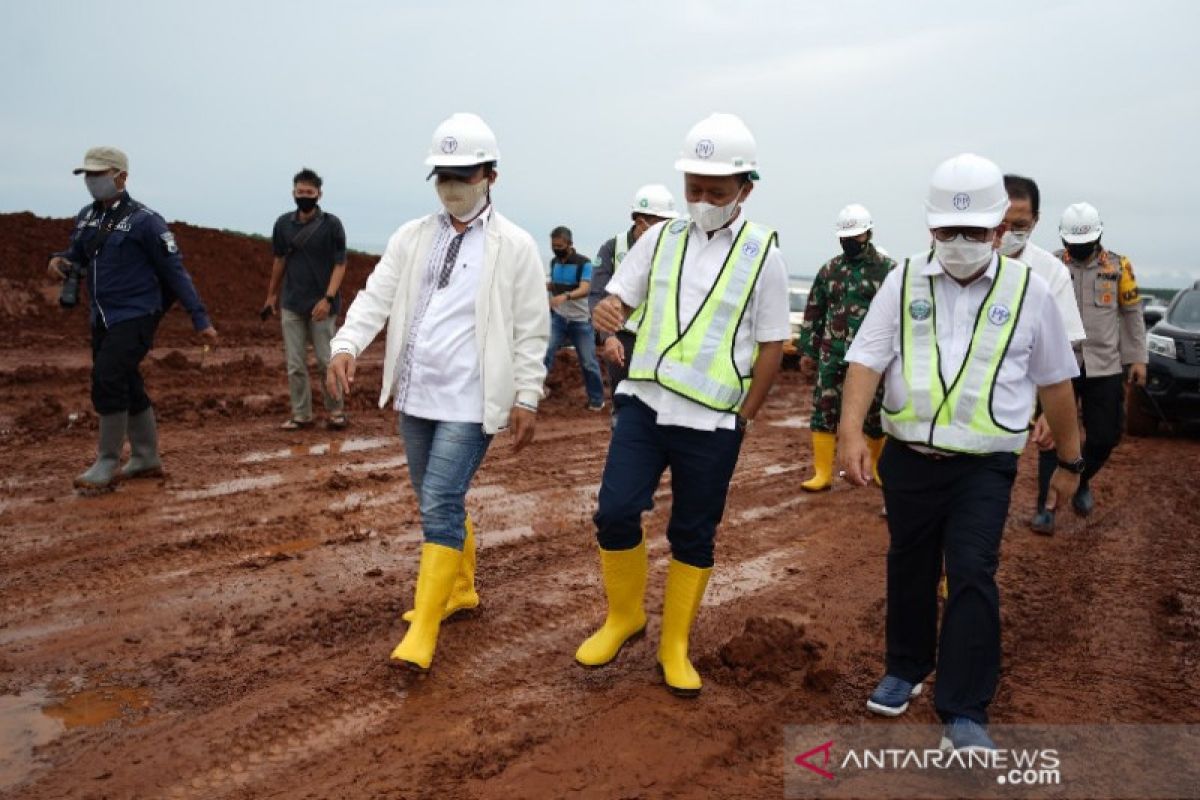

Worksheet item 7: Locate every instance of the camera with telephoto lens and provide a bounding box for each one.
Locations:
[58,260,84,308]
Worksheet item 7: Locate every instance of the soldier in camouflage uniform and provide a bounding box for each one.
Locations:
[797,204,895,491]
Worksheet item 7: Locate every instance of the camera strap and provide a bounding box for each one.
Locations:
[83,199,142,264]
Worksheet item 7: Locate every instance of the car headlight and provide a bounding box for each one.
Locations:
[1147,333,1176,360]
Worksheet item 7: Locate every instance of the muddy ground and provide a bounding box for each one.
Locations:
[0,213,1198,799]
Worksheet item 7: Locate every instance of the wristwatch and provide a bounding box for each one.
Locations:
[1056,456,1086,474]
[324,295,336,304]
[736,414,752,432]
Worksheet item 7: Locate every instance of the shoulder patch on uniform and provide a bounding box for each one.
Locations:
[160,232,178,254]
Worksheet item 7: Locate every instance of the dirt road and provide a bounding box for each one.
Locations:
[1,213,1197,799]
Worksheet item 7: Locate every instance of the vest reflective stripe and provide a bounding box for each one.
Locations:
[883,254,1032,454]
[628,218,775,412]
[612,231,642,332]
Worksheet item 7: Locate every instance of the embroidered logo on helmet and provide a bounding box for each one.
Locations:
[440,136,458,154]
[695,139,715,159]
[953,193,971,211]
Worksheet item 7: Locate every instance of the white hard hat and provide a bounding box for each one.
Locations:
[1059,202,1103,244]
[424,112,500,171]
[631,184,679,218]
[924,153,1009,229]
[836,204,873,238]
[674,113,759,177]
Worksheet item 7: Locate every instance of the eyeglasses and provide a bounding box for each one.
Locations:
[931,228,992,243]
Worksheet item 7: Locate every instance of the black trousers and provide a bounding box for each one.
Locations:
[879,439,1018,724]
[91,314,160,415]
[604,330,638,410]
[1037,371,1125,508]
[594,395,744,568]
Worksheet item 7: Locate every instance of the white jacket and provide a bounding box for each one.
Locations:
[330,210,549,434]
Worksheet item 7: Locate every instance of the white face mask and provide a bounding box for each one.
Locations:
[85,174,120,202]
[998,229,1030,257]
[436,178,489,221]
[687,188,744,233]
[934,236,994,280]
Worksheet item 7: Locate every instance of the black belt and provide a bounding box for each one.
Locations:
[904,443,964,461]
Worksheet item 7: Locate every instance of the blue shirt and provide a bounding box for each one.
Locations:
[57,193,211,331]
[548,251,594,322]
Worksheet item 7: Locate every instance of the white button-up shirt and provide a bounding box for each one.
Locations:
[393,210,488,422]
[846,252,1079,434]
[605,216,791,431]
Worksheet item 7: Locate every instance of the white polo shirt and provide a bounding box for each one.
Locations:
[393,210,488,423]
[1015,242,1087,343]
[846,252,1079,434]
[605,216,791,431]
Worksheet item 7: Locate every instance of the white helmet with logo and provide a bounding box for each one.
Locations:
[631,184,679,218]
[924,153,1009,229]
[836,204,873,238]
[1059,202,1103,243]
[674,113,759,177]
[424,112,500,169]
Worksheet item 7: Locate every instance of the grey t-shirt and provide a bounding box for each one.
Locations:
[548,251,594,323]
[272,208,347,316]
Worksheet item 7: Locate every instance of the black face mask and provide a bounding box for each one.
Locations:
[294,196,318,213]
[1065,241,1097,262]
[840,238,867,259]
[552,248,570,260]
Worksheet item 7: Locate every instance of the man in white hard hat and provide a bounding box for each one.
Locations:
[589,184,680,410]
[1028,203,1147,533]
[838,154,1083,750]
[326,112,549,673]
[796,204,895,492]
[579,113,790,697]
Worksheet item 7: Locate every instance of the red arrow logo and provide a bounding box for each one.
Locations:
[795,740,836,780]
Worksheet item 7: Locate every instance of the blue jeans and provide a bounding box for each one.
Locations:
[400,415,493,550]
[544,312,605,405]
[593,396,744,567]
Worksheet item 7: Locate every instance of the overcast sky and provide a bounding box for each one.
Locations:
[2,0,1197,289]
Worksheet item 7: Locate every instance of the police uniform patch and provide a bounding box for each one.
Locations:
[160,232,178,254]
[987,304,1010,325]
[909,299,932,321]
[669,220,688,234]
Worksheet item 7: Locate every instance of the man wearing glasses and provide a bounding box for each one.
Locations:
[838,154,1084,751]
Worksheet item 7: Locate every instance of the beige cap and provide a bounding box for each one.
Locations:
[72,146,128,175]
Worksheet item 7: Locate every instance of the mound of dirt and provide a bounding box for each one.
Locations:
[0,211,378,348]
[704,615,830,686]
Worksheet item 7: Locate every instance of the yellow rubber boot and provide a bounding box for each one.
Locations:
[800,431,836,492]
[657,559,712,697]
[403,515,479,623]
[575,538,648,667]
[390,543,463,671]
[867,436,885,486]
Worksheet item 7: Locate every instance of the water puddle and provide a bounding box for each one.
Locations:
[239,436,394,464]
[0,685,152,790]
[42,686,152,729]
[763,464,801,476]
[174,474,284,501]
[704,551,795,606]
[768,415,810,429]
[731,495,807,525]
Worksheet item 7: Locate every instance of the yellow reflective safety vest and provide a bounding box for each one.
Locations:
[882,253,1032,454]
[628,218,776,412]
[612,231,643,333]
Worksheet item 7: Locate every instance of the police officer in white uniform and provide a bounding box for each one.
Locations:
[838,154,1084,751]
